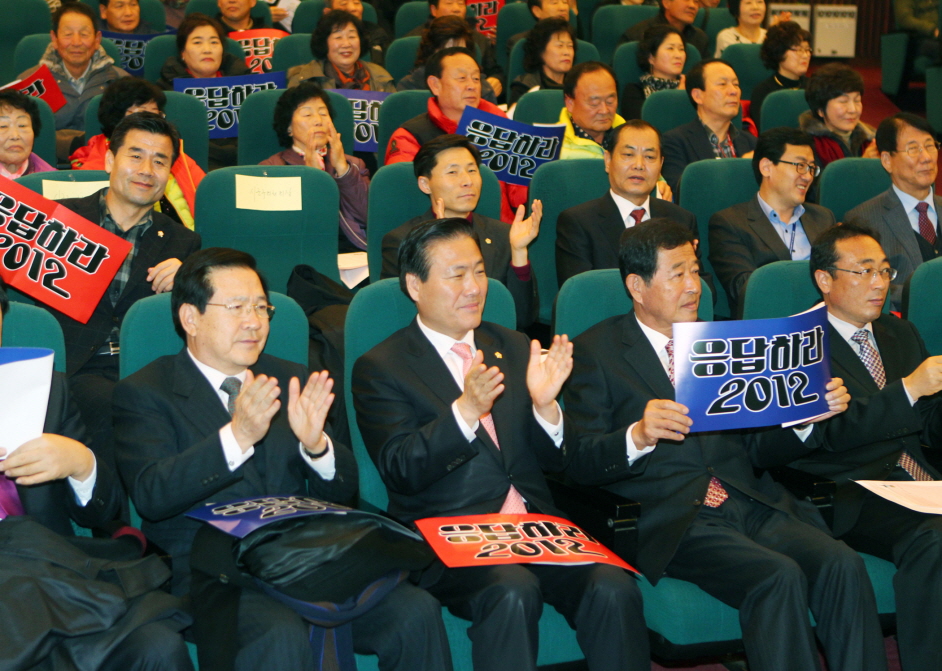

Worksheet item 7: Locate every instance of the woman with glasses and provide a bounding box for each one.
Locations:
[750,21,812,130]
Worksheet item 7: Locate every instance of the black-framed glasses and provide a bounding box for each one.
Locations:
[890,141,942,158]
[827,267,898,282]
[205,303,276,320]
[777,159,820,177]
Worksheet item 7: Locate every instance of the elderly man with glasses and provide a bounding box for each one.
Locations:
[708,126,836,317]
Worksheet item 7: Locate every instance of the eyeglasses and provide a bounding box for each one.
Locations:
[827,267,898,282]
[777,159,821,177]
[890,141,942,158]
[205,303,276,320]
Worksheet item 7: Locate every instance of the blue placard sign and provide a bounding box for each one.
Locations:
[175,71,286,139]
[456,106,564,186]
[186,495,354,538]
[102,32,167,77]
[673,305,831,432]
[329,89,390,152]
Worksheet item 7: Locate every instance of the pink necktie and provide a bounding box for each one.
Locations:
[666,339,728,507]
[629,208,645,227]
[916,202,936,246]
[451,342,528,514]
[0,473,24,519]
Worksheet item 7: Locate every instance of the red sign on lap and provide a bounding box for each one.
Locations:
[415,514,638,572]
[0,177,131,324]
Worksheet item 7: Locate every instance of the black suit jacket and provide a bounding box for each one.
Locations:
[381,209,538,328]
[661,119,758,196]
[563,311,828,583]
[47,190,201,377]
[767,315,942,537]
[352,319,569,524]
[22,372,122,534]
[708,195,836,317]
[555,192,709,290]
[113,350,358,594]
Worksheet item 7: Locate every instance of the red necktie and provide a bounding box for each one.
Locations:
[916,202,936,246]
[0,473,24,519]
[629,208,645,227]
[451,342,528,514]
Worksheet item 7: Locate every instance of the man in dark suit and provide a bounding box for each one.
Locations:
[355,218,649,671]
[563,219,887,671]
[382,134,540,328]
[556,119,701,288]
[662,59,757,195]
[774,224,942,670]
[844,113,942,312]
[45,112,200,477]
[709,126,835,317]
[113,248,451,671]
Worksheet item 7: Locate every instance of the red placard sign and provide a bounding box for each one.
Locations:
[467,0,505,38]
[0,177,131,324]
[415,514,638,572]
[0,65,67,113]
[231,28,290,74]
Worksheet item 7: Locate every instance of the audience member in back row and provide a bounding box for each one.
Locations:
[46,112,200,491]
[382,134,539,329]
[18,2,129,161]
[508,17,575,106]
[749,20,811,131]
[98,0,159,34]
[559,62,625,159]
[262,82,370,252]
[386,47,528,223]
[324,0,392,66]
[0,90,56,179]
[799,62,878,171]
[709,127,835,317]
[286,10,396,91]
[619,24,686,122]
[158,13,249,169]
[506,0,572,59]
[398,16,500,105]
[216,0,266,33]
[71,78,205,231]
[713,0,773,57]
[621,0,708,63]
[661,58,757,196]
[844,113,942,312]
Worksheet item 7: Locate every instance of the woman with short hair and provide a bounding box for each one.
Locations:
[509,17,576,106]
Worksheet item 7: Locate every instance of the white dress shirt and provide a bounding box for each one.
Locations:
[611,191,652,228]
[757,194,811,261]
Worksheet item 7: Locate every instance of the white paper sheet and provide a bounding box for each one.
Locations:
[0,348,54,455]
[235,174,303,211]
[42,180,110,200]
[854,480,942,515]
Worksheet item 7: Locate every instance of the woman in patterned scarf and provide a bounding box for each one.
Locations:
[620,23,686,121]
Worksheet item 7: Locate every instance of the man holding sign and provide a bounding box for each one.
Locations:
[354,218,649,671]
[563,220,887,671]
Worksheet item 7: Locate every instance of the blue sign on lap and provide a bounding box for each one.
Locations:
[175,71,286,139]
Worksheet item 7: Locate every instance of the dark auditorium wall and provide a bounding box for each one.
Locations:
[814,0,892,60]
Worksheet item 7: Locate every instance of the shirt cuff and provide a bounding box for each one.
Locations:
[452,400,480,442]
[625,422,657,465]
[68,453,98,507]
[299,435,336,480]
[511,261,532,282]
[903,382,917,406]
[221,423,254,471]
[532,402,564,446]
[793,424,815,442]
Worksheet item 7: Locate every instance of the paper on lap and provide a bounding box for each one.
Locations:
[0,348,53,455]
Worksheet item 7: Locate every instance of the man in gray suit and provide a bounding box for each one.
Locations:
[709,127,836,317]
[843,113,942,312]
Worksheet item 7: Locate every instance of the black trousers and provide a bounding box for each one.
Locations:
[664,491,886,671]
[100,620,194,671]
[840,491,942,671]
[234,581,453,671]
[427,562,649,671]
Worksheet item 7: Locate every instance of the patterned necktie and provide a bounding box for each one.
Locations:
[220,376,242,415]
[851,330,932,481]
[666,339,728,506]
[629,208,645,227]
[916,202,936,246]
[451,342,528,514]
[0,473,24,520]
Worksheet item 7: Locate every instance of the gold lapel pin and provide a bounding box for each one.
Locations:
[485,238,492,244]
[157,230,164,238]
[495,352,502,359]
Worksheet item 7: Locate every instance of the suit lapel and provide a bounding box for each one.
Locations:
[882,190,922,267]
[476,329,508,465]
[829,325,881,394]
[622,312,675,401]
[688,122,716,162]
[471,213,500,273]
[871,317,907,383]
[745,196,791,259]
[799,206,829,241]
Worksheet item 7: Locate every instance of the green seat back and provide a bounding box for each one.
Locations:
[17,170,110,200]
[678,157,754,319]
[0,0,51,86]
[2,302,67,373]
[291,1,378,33]
[817,158,891,222]
[394,1,428,38]
[366,161,503,281]
[642,87,740,134]
[906,257,942,355]
[507,39,599,92]
[528,158,609,324]
[194,165,340,291]
[236,88,355,164]
[926,65,942,136]
[881,32,910,98]
[384,35,421,83]
[119,291,308,379]
[577,0,603,40]
[591,5,658,65]
[376,89,430,166]
[82,0,167,30]
[32,97,57,168]
[270,32,313,72]
[612,40,701,93]
[15,35,122,76]
[722,43,773,100]
[143,33,246,83]
[513,89,564,125]
[495,2,534,70]
[186,0,272,25]
[759,88,809,132]
[703,9,736,57]
[555,269,713,338]
[83,91,210,171]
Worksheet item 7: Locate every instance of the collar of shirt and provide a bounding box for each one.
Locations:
[700,118,737,157]
[99,188,154,237]
[187,348,249,409]
[634,313,672,377]
[757,193,805,227]
[416,315,476,390]
[826,307,877,354]
[569,114,616,147]
[756,193,810,259]
[65,60,93,94]
[892,183,938,234]
[0,159,29,181]
[291,144,328,159]
[611,190,651,227]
